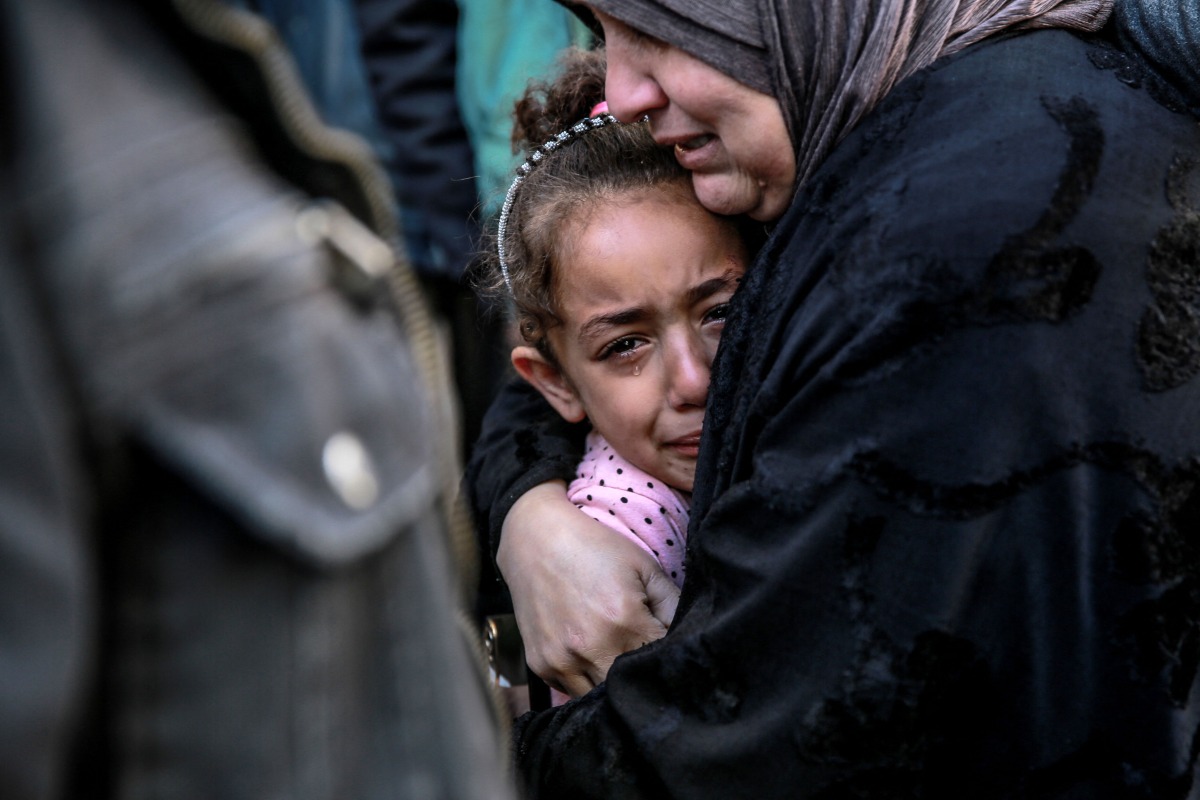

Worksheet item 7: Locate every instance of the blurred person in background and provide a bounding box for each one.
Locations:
[230,0,518,618]
[0,0,512,797]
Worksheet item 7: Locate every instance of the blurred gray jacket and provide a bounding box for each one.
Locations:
[0,0,510,797]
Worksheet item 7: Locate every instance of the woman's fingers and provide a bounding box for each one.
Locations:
[641,561,681,629]
[497,481,677,696]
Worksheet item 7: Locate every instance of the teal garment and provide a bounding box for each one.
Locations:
[456,0,592,218]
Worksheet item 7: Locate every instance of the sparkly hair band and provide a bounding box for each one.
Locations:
[497,112,619,294]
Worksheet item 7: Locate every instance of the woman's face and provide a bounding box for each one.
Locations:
[593,9,796,222]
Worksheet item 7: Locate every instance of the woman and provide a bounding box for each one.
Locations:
[467,0,1200,795]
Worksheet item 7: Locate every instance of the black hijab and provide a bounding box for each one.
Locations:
[1112,0,1200,111]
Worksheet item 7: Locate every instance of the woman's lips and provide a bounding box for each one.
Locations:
[676,133,713,152]
[671,134,716,169]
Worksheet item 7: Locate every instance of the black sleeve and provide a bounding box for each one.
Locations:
[463,376,588,565]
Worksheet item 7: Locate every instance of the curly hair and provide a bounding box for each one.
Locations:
[476,47,691,361]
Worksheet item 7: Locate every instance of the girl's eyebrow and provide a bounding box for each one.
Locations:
[578,307,649,344]
[577,270,743,345]
[686,271,742,306]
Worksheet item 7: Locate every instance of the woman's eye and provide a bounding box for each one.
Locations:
[600,337,641,360]
[624,22,666,50]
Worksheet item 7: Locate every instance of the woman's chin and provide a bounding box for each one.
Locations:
[690,164,795,222]
[691,172,760,217]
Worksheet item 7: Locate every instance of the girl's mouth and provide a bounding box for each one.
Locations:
[665,432,703,458]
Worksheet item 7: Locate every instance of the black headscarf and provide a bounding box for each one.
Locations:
[576,0,1112,187]
[1112,0,1200,110]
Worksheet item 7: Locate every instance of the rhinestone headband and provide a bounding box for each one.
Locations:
[497,113,619,295]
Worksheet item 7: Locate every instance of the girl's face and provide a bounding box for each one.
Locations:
[593,10,796,222]
[514,187,747,493]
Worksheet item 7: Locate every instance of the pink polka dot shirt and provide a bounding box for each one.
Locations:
[567,431,690,588]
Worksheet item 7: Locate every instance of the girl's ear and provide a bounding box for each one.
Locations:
[511,346,587,423]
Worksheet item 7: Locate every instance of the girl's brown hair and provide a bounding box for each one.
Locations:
[477,47,690,359]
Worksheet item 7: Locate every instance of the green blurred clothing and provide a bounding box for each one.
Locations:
[456,0,592,219]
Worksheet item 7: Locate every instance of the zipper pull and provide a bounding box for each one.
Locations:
[296,200,393,305]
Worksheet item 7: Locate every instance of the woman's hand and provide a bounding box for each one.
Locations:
[497,481,681,697]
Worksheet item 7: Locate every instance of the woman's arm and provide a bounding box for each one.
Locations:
[466,378,679,691]
[498,482,679,696]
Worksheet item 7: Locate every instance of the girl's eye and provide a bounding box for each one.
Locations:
[704,303,731,324]
[599,336,641,360]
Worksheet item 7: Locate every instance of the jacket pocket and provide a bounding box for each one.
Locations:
[93,206,440,568]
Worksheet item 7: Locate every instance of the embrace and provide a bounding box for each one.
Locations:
[468,0,1200,796]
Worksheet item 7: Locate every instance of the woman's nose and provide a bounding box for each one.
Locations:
[602,33,668,122]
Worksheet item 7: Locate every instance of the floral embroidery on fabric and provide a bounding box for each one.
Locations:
[1137,155,1200,393]
[829,95,1104,387]
[978,96,1103,322]
[795,513,991,797]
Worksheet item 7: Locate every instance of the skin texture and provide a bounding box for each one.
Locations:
[512,187,747,494]
[595,11,796,221]
[499,7,794,693]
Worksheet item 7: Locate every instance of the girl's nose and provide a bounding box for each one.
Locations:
[665,337,710,410]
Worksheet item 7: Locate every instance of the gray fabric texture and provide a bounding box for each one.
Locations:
[584,0,772,93]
